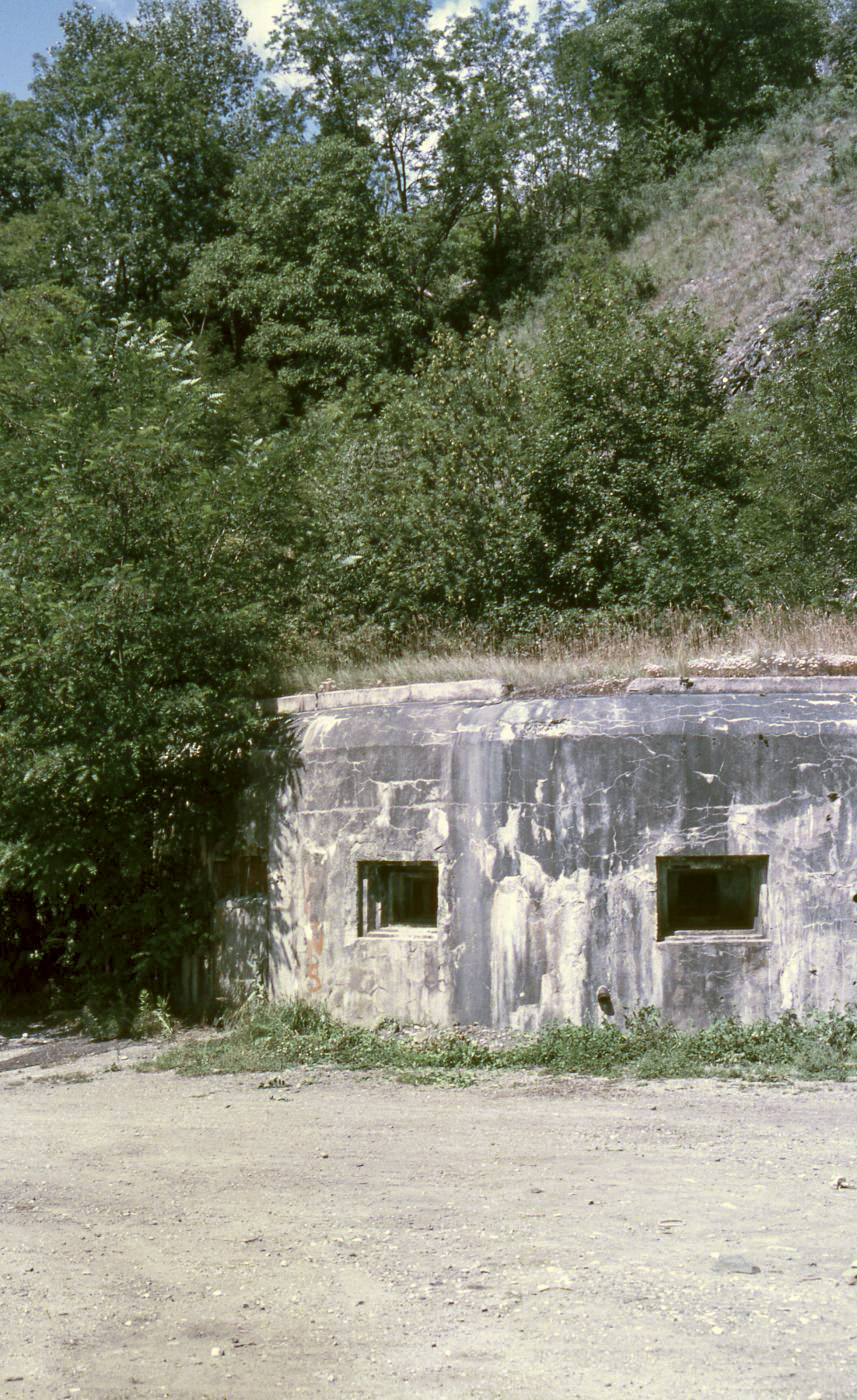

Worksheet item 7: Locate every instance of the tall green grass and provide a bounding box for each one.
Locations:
[156,999,857,1082]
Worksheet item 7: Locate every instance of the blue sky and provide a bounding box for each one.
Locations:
[1,0,132,97]
[0,0,541,100]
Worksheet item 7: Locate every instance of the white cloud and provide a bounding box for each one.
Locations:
[429,0,541,29]
[238,0,545,51]
[428,0,476,28]
[238,0,282,50]
[237,0,556,60]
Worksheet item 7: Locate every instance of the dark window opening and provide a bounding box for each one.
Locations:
[358,861,438,935]
[657,856,767,939]
[214,846,268,899]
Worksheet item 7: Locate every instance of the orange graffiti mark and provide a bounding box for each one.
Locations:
[303,853,328,994]
[306,923,324,993]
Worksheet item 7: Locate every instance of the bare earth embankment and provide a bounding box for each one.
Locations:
[2,1038,857,1399]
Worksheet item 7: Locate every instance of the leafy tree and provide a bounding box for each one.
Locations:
[0,296,296,994]
[830,1,857,80]
[295,326,534,641]
[270,0,558,313]
[296,258,751,640]
[433,0,538,306]
[183,133,421,413]
[28,0,261,315]
[269,0,438,214]
[0,95,63,220]
[737,250,857,603]
[528,3,612,240]
[524,258,749,613]
[592,0,828,161]
[0,194,116,312]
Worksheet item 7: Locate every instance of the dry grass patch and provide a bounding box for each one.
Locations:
[275,608,857,696]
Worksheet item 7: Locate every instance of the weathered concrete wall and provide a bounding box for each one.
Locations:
[223,685,857,1028]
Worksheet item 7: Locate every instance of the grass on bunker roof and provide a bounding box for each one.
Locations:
[272,607,857,698]
[154,998,857,1083]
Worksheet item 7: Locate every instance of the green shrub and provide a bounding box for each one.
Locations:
[0,305,298,998]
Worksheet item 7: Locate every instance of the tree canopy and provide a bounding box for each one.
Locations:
[183,132,421,412]
[0,295,295,993]
[592,0,828,160]
[27,0,261,313]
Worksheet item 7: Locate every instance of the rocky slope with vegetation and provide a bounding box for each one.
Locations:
[624,85,857,387]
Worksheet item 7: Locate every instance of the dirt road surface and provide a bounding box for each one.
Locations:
[2,1034,857,1399]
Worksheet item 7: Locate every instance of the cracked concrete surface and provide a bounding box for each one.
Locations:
[217,692,857,1029]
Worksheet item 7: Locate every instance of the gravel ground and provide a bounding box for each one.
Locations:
[2,1032,857,1399]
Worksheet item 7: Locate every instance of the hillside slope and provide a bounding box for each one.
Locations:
[623,84,857,367]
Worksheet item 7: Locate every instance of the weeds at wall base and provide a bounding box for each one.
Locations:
[77,989,178,1042]
[154,1000,857,1082]
[0,985,183,1043]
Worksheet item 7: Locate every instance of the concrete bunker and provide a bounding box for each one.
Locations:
[215,676,857,1029]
